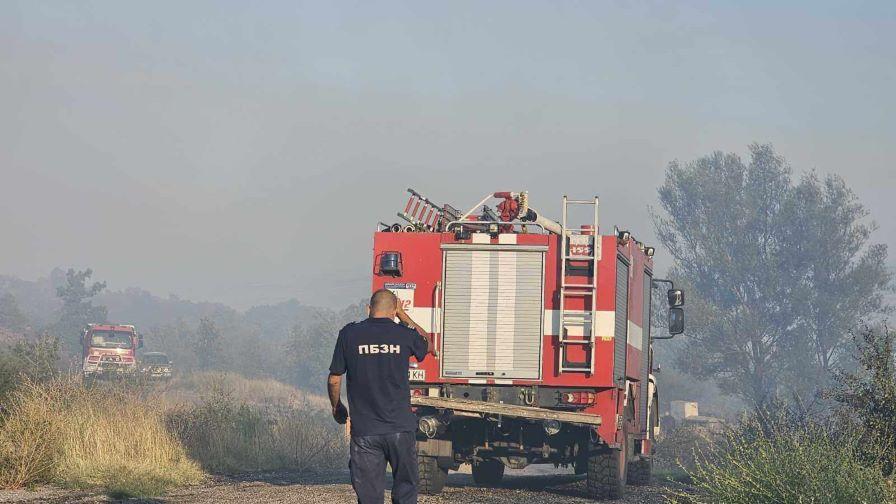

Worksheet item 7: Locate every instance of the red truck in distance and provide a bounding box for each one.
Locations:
[80,323,143,379]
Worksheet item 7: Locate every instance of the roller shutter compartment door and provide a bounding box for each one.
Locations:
[614,258,629,387]
[441,249,545,380]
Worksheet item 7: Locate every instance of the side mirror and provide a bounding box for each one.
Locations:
[137,336,144,349]
[667,289,684,307]
[669,307,684,335]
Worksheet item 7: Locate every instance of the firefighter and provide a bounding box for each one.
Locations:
[327,288,434,504]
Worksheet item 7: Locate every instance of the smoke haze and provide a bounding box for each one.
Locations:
[2,1,894,307]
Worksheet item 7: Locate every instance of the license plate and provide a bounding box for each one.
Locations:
[408,369,426,381]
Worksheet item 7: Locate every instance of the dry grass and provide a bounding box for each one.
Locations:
[166,376,346,474]
[160,371,331,410]
[0,376,203,496]
[0,372,343,497]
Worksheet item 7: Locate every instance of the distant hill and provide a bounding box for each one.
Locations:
[0,269,321,338]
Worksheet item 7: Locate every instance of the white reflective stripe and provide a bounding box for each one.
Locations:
[468,379,487,384]
[471,233,490,244]
[497,234,517,244]
[382,308,620,341]
[628,322,643,350]
[493,379,514,384]
[544,310,615,337]
[494,251,516,371]
[467,251,489,370]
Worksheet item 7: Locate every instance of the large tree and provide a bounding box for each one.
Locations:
[653,144,891,409]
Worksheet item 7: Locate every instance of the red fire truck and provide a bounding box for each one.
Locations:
[80,323,143,379]
[372,190,684,499]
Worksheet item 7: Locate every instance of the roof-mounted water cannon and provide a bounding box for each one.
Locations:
[447,190,563,235]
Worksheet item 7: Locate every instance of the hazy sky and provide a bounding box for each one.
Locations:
[2,1,894,308]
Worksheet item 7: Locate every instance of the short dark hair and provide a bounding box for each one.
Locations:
[370,289,398,313]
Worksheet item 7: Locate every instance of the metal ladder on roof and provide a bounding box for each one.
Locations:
[558,195,600,373]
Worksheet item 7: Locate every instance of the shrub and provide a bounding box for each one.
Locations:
[0,334,59,401]
[167,385,346,474]
[830,325,896,476]
[669,411,896,504]
[0,376,202,496]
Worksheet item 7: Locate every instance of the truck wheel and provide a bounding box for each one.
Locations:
[587,447,626,500]
[471,459,504,486]
[417,455,447,495]
[627,457,651,485]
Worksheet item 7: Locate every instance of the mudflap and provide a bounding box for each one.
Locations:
[416,438,454,469]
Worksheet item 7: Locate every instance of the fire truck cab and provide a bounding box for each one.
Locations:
[372,190,684,499]
[81,323,142,379]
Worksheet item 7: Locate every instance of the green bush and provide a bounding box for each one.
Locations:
[0,334,59,401]
[830,325,896,476]
[669,413,895,504]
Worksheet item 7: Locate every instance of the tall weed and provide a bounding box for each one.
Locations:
[0,376,202,496]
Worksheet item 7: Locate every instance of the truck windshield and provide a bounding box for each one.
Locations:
[90,331,133,349]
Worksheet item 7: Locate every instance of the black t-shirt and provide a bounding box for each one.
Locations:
[329,317,428,437]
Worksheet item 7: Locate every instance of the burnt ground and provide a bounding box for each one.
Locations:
[0,468,675,504]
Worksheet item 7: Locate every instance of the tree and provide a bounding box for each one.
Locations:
[196,317,224,370]
[0,293,28,331]
[653,144,891,409]
[287,301,365,390]
[53,268,107,355]
[782,174,893,404]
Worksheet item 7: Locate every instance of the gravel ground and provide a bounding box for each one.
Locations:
[0,469,671,504]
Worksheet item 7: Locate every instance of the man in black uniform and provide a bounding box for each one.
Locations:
[327,288,434,504]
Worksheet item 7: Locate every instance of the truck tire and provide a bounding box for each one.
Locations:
[472,459,505,486]
[627,457,651,485]
[417,454,447,495]
[587,447,626,500]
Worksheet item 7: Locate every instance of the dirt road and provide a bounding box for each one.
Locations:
[0,470,670,503]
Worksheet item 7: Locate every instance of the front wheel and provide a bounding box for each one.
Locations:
[472,459,504,486]
[417,455,447,495]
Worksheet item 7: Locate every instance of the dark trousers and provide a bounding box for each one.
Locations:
[349,431,418,504]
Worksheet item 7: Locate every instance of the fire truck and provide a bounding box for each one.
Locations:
[372,189,684,499]
[80,323,143,379]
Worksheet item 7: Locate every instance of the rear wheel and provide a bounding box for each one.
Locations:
[472,459,505,486]
[417,455,447,495]
[586,447,626,500]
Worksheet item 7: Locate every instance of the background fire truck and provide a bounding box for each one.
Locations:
[81,323,143,379]
[372,189,684,499]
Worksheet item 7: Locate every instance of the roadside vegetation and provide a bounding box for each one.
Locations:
[656,327,896,504]
[164,371,345,474]
[0,372,345,497]
[652,145,894,503]
[0,376,202,496]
